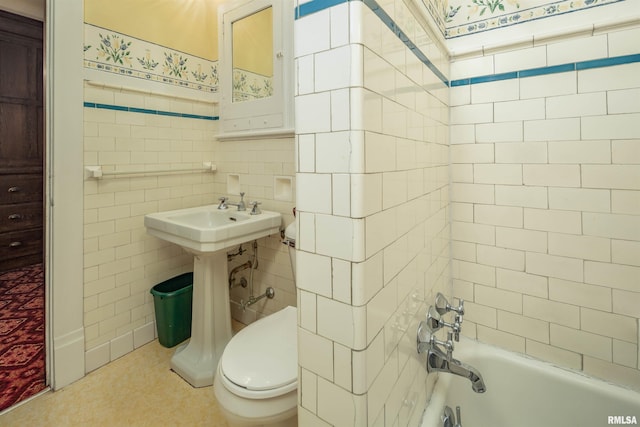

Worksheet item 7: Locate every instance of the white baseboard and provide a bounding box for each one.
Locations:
[52,327,85,389]
[84,321,157,375]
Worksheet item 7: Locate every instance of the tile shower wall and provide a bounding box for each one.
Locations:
[295,1,449,425]
[450,25,640,390]
[83,83,295,371]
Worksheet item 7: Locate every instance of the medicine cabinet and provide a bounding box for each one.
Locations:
[218,0,294,140]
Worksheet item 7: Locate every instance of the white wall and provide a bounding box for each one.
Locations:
[450,23,640,390]
[294,1,450,425]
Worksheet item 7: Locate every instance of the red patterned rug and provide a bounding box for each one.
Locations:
[0,263,46,412]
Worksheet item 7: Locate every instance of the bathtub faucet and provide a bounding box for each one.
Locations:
[417,319,487,393]
[417,320,454,359]
[427,305,462,342]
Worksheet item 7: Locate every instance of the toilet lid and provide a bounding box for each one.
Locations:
[221,306,297,393]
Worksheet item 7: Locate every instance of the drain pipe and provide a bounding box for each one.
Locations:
[241,240,275,311]
[228,260,251,289]
[248,240,257,296]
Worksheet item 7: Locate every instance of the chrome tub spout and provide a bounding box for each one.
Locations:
[427,347,486,393]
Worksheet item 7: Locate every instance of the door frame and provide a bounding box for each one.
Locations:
[44,0,85,389]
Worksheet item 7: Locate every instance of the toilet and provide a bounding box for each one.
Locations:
[213,223,298,427]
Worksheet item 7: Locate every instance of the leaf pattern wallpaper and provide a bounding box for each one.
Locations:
[84,24,218,94]
[421,0,626,38]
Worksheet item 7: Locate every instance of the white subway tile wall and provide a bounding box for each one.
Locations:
[295,1,450,425]
[83,84,295,370]
[450,24,640,390]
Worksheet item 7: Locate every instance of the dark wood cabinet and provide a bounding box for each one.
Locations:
[0,10,44,271]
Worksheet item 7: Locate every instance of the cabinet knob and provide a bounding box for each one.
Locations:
[9,241,22,248]
[7,186,20,193]
[8,214,22,220]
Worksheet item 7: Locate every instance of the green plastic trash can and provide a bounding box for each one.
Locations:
[150,272,193,348]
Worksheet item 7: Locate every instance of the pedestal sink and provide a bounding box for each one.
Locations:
[144,205,281,387]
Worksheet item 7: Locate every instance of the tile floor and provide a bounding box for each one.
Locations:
[0,332,245,426]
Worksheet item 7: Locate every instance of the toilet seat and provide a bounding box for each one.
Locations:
[220,306,297,400]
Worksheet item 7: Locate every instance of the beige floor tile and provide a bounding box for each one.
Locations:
[0,338,237,427]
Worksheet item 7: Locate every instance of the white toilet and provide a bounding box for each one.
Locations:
[213,223,298,427]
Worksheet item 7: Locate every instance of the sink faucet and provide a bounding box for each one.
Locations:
[218,193,246,211]
[227,192,246,211]
[417,319,486,393]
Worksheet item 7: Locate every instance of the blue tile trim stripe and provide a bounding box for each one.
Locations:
[576,53,640,70]
[518,63,575,78]
[83,102,218,121]
[469,71,517,84]
[295,0,449,86]
[451,53,640,87]
[363,0,449,86]
[296,0,347,19]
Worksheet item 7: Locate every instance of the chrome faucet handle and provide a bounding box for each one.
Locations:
[452,312,464,341]
[428,305,462,341]
[217,196,228,210]
[249,201,262,215]
[443,406,455,427]
[434,292,450,315]
[426,306,443,331]
[445,331,454,360]
[455,312,463,326]
[417,320,454,358]
[454,299,465,316]
[435,292,465,316]
[417,320,434,354]
[417,320,432,342]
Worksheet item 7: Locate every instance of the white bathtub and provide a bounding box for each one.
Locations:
[421,338,640,427]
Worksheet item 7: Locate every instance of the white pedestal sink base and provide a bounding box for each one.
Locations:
[170,251,232,388]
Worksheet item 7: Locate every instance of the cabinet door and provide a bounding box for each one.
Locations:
[0,11,43,173]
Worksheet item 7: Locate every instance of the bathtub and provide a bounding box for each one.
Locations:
[421,338,640,427]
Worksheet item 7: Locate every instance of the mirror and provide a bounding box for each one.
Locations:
[219,0,293,140]
[232,7,273,103]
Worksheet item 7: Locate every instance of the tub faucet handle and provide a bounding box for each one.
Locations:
[435,292,465,316]
[427,305,461,341]
[455,299,465,316]
[426,306,443,331]
[456,406,462,427]
[445,331,454,360]
[417,320,433,354]
[417,320,454,359]
[454,314,463,341]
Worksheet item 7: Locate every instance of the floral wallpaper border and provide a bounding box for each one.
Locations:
[84,24,218,94]
[232,68,274,103]
[422,0,626,38]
